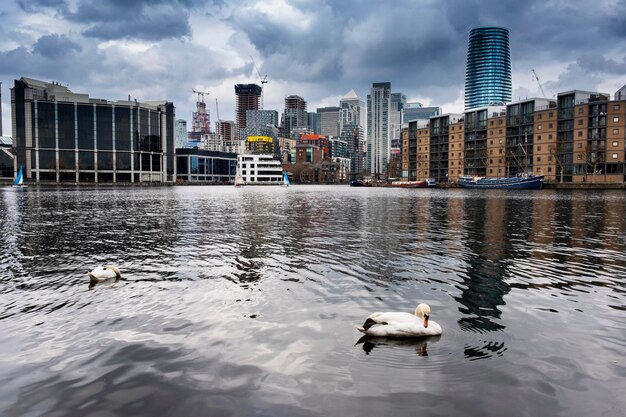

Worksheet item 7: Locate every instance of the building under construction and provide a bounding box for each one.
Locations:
[235,84,262,140]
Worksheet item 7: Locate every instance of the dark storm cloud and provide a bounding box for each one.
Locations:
[32,34,82,60]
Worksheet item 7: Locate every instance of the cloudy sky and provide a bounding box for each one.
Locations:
[1,0,626,136]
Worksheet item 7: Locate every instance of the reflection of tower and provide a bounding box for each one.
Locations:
[192,90,210,133]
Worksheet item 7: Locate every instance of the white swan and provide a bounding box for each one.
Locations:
[87,265,121,288]
[356,303,442,337]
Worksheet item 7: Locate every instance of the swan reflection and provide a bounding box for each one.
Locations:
[356,335,441,356]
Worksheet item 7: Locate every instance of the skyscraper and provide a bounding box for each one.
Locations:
[316,106,341,137]
[284,95,307,139]
[235,84,262,140]
[175,119,187,148]
[339,90,366,179]
[367,82,391,177]
[465,27,512,110]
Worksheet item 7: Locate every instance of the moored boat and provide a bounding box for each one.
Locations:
[384,180,429,188]
[350,179,372,187]
[457,173,544,189]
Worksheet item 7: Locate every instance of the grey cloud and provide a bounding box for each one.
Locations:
[32,34,82,60]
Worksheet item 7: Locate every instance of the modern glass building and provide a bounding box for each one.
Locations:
[11,77,175,183]
[465,27,512,111]
[176,148,236,183]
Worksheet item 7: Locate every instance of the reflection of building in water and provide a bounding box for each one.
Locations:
[529,190,558,250]
[455,195,510,333]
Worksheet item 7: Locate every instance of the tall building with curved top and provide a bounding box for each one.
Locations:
[465,27,512,111]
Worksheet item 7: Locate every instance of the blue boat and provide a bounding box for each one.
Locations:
[457,173,544,189]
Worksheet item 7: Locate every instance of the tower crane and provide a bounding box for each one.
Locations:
[192,89,210,103]
[531,69,547,99]
[250,55,268,109]
[191,89,211,133]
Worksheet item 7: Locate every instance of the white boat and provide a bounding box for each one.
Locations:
[12,166,28,188]
[234,173,245,187]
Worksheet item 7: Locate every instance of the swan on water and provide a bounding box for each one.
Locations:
[87,265,121,288]
[356,303,442,337]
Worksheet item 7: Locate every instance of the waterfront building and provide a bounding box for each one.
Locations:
[317,106,341,137]
[329,137,349,159]
[403,102,441,123]
[11,77,175,183]
[405,87,626,186]
[300,134,329,157]
[201,132,223,152]
[340,90,366,136]
[240,109,280,154]
[428,113,463,182]
[237,154,283,184]
[175,119,187,149]
[340,124,365,179]
[278,136,296,163]
[176,148,236,183]
[235,84,262,140]
[367,82,391,177]
[1,135,14,180]
[465,27,512,110]
[284,95,307,139]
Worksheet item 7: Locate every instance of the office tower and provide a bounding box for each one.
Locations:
[340,90,366,133]
[240,110,280,154]
[11,77,175,183]
[403,102,441,123]
[390,92,406,144]
[465,27,512,110]
[235,84,262,140]
[175,119,187,148]
[367,82,391,177]
[307,112,319,134]
[317,106,341,137]
[284,95,307,138]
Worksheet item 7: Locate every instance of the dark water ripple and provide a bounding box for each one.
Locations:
[1,186,625,416]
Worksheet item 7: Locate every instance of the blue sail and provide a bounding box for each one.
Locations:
[15,166,24,186]
[282,171,291,187]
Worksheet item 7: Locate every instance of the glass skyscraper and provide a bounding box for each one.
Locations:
[464,27,512,111]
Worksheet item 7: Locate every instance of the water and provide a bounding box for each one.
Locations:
[1,185,625,417]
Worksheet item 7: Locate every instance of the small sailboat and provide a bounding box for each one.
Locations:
[282,171,291,187]
[13,166,27,188]
[234,173,245,188]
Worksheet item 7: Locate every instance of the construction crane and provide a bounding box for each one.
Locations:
[531,69,547,99]
[192,89,210,103]
[250,55,268,109]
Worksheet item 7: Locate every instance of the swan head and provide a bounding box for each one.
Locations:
[415,303,431,328]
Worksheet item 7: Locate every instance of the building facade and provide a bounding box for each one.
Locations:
[367,82,391,177]
[284,95,307,139]
[317,106,341,137]
[175,119,187,149]
[176,148,236,183]
[11,77,175,183]
[405,90,626,185]
[465,27,512,110]
[235,84,262,140]
[403,103,441,123]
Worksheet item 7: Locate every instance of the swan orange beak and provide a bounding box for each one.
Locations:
[424,316,429,328]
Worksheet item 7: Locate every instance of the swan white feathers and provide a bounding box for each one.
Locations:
[87,265,121,286]
[357,303,442,337]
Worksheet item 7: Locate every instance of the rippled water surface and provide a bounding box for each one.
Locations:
[1,185,625,416]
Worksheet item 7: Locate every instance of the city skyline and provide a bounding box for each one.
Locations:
[1,0,626,136]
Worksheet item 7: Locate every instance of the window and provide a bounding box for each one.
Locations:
[548,167,552,173]
[549,156,553,162]
[490,121,494,126]
[577,142,582,148]
[538,114,543,120]
[538,146,542,151]
[499,120,503,125]
[451,135,455,139]
[614,117,620,122]
[578,119,583,125]
[613,153,619,159]
[538,125,542,130]
[537,157,542,162]
[614,104,620,111]
[490,169,493,174]
[459,135,463,139]
[577,154,582,160]
[549,134,553,139]
[499,129,503,134]
[549,112,554,117]
[549,123,553,129]
[613,141,619,147]
[489,159,493,164]
[451,126,455,131]
[538,135,542,140]
[578,131,583,137]
[490,130,494,135]
[578,107,584,114]
[613,129,619,135]
[490,149,493,155]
